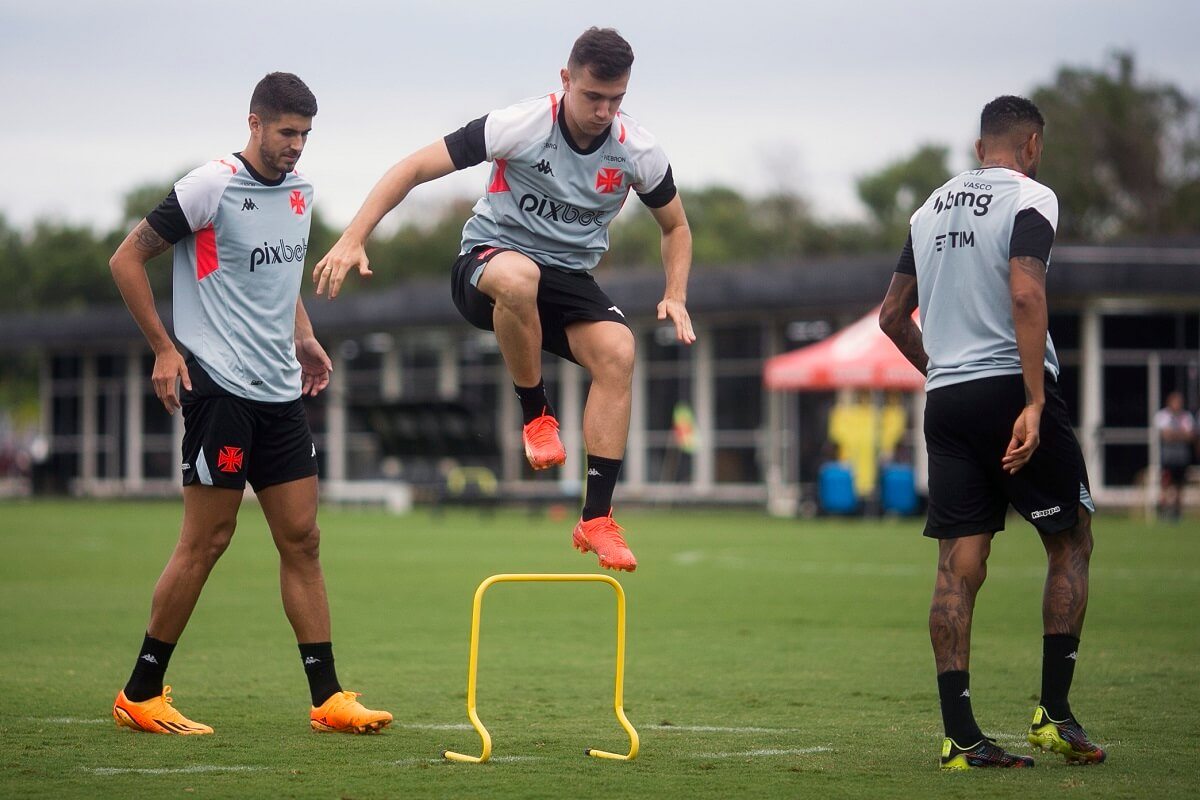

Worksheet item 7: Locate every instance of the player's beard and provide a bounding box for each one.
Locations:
[262,143,300,175]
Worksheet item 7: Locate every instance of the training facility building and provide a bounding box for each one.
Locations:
[2,241,1198,510]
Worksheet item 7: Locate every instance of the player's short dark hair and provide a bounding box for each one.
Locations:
[568,27,634,81]
[250,72,318,121]
[980,95,1044,138]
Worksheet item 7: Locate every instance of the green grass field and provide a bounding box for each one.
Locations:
[1,500,1197,799]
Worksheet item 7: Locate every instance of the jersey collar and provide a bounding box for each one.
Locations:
[557,98,611,156]
[234,152,288,186]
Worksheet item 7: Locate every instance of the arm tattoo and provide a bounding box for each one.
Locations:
[881,276,928,375]
[132,220,171,258]
[1011,255,1047,283]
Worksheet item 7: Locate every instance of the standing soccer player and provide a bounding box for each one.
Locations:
[880,96,1107,768]
[315,27,694,572]
[108,73,392,735]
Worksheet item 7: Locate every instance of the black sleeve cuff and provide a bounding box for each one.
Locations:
[637,164,677,209]
[145,189,191,244]
[444,115,489,170]
[1009,208,1055,263]
[895,232,916,275]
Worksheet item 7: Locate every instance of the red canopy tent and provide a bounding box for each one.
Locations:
[763,306,924,391]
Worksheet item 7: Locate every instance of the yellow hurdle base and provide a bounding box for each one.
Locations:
[441,573,639,764]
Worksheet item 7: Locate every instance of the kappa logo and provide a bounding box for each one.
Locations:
[181,462,191,471]
[140,654,159,665]
[241,198,258,211]
[595,167,623,194]
[1030,505,1062,520]
[530,159,555,176]
[587,468,602,477]
[959,689,970,698]
[217,445,244,474]
[1066,651,1078,661]
[311,443,316,457]
[304,656,320,665]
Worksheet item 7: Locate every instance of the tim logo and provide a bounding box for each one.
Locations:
[289,190,307,215]
[934,231,976,252]
[241,198,258,211]
[595,167,623,194]
[217,446,244,474]
[250,237,308,271]
[530,159,555,176]
[1030,505,1061,520]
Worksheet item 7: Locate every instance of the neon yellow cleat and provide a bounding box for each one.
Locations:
[310,691,393,734]
[940,736,1034,769]
[112,686,213,735]
[1027,706,1107,764]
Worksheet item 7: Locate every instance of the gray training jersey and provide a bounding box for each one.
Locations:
[896,166,1060,391]
[444,91,677,278]
[146,154,313,402]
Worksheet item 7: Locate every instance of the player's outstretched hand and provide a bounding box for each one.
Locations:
[313,237,373,299]
[1002,404,1043,474]
[657,297,696,344]
[297,337,333,397]
[152,346,192,415]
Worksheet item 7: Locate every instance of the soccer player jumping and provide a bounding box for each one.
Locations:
[880,96,1107,769]
[315,27,695,572]
[108,73,392,735]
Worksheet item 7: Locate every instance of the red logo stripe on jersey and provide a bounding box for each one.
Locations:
[618,120,626,144]
[549,93,559,122]
[216,159,238,174]
[195,224,220,281]
[488,159,510,193]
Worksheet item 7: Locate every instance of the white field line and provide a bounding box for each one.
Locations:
[387,756,545,766]
[32,717,110,724]
[84,766,267,775]
[691,747,833,758]
[654,725,802,734]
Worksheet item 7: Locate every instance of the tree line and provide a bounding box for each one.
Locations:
[1,52,1197,313]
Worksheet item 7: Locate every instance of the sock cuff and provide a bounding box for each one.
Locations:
[1043,633,1080,644]
[587,455,624,469]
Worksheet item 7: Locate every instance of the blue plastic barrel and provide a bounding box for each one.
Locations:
[818,462,858,515]
[880,463,918,515]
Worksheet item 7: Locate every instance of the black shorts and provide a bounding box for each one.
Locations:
[924,373,1094,538]
[450,246,629,364]
[180,358,318,491]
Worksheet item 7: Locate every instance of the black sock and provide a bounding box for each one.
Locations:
[1040,634,1079,720]
[937,670,984,744]
[582,455,623,521]
[514,381,553,425]
[123,633,176,702]
[299,642,342,707]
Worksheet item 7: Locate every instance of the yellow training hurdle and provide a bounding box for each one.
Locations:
[441,573,639,764]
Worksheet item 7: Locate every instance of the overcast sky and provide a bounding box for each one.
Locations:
[2,0,1198,233]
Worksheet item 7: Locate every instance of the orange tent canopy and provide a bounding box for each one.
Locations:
[763,306,924,391]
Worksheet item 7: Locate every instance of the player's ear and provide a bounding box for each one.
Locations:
[974,138,985,164]
[248,112,262,138]
[560,67,571,92]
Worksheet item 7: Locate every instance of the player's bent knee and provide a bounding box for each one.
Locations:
[279,524,321,561]
[479,254,539,305]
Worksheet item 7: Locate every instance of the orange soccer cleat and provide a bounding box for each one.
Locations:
[310,691,393,734]
[573,511,638,572]
[522,412,566,470]
[112,686,213,735]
